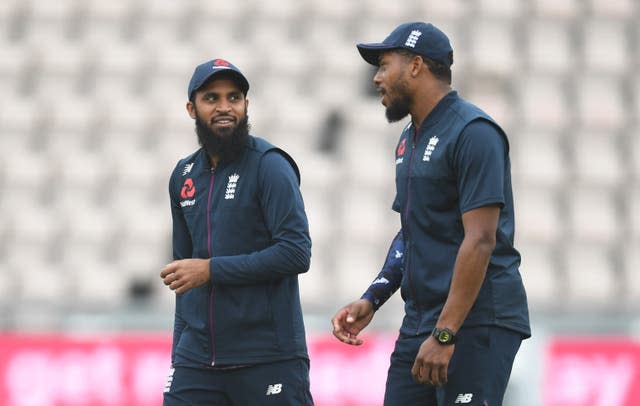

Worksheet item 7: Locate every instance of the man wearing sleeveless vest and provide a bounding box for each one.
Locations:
[332,22,530,405]
[161,58,313,405]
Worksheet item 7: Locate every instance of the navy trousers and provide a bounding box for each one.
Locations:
[164,358,313,405]
[383,326,522,406]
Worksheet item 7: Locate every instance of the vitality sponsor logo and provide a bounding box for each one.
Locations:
[180,178,196,207]
[396,138,406,164]
[225,173,239,200]
[266,383,282,395]
[396,138,406,157]
[454,393,473,403]
[181,178,196,199]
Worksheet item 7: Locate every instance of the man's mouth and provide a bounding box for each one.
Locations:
[377,88,388,105]
[212,116,236,126]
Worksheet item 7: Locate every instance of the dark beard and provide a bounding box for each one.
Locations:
[385,80,412,123]
[195,115,250,164]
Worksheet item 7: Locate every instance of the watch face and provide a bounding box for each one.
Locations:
[438,330,452,343]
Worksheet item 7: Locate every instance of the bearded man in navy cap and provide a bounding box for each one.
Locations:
[161,58,313,405]
[332,22,531,406]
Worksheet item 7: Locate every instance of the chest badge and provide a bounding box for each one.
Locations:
[396,138,406,164]
[225,173,239,199]
[180,178,196,207]
[423,136,439,162]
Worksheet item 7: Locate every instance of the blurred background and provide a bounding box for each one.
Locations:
[0,0,639,405]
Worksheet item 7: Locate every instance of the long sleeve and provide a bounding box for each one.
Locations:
[361,229,404,311]
[209,151,311,285]
[168,167,192,363]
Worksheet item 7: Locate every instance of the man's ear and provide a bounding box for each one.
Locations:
[186,101,196,119]
[410,55,423,78]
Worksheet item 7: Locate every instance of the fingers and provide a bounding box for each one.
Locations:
[331,308,364,346]
[173,280,190,295]
[411,362,447,386]
[331,308,348,331]
[160,261,178,278]
[332,329,363,346]
[161,261,184,292]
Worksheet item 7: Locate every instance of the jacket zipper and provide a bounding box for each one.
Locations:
[206,167,216,366]
[404,127,424,335]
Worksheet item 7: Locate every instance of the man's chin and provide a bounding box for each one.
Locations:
[209,125,236,138]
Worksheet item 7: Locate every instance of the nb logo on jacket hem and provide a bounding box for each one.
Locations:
[266,383,282,395]
[454,393,473,403]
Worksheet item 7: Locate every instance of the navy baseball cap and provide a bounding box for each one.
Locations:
[357,22,453,67]
[187,58,250,100]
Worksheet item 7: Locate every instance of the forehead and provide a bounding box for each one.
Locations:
[197,76,244,94]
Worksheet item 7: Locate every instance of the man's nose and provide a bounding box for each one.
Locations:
[215,101,232,112]
[373,70,382,85]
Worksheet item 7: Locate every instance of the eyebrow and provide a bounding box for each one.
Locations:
[201,90,243,98]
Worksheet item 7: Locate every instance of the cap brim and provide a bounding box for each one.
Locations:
[357,43,398,66]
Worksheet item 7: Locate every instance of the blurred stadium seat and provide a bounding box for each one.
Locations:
[0,0,638,327]
[564,243,618,306]
[526,19,574,74]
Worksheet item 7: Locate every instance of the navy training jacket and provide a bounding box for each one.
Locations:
[168,135,311,367]
[392,92,530,340]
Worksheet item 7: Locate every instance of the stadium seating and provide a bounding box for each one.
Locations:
[0,0,638,325]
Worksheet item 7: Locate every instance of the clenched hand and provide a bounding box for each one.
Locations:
[161,259,211,295]
[411,337,454,386]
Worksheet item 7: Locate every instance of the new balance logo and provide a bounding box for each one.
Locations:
[405,30,422,48]
[266,383,283,395]
[182,163,194,176]
[454,393,473,403]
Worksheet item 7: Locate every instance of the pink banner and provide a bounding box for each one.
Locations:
[0,333,395,406]
[545,337,640,406]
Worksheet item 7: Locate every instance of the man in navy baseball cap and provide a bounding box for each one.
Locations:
[187,58,250,100]
[164,54,314,405]
[357,22,453,67]
[333,20,530,406]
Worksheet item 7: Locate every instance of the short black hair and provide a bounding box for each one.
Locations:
[395,49,452,85]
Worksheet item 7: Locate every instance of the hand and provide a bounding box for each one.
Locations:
[160,259,211,295]
[331,299,374,346]
[411,336,455,386]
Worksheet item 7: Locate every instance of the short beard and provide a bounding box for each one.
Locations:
[195,114,250,164]
[385,79,412,123]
